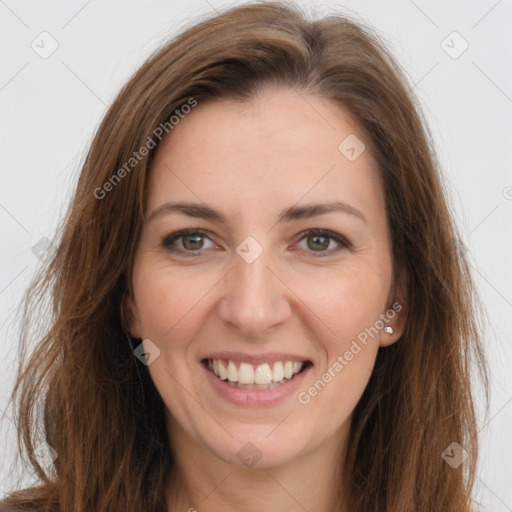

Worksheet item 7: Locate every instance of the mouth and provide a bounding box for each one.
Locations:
[201,357,313,390]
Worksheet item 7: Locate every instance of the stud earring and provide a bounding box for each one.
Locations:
[384,326,394,334]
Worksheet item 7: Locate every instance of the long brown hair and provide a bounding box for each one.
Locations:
[1,2,488,511]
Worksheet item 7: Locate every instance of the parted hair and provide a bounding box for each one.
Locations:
[1,2,488,511]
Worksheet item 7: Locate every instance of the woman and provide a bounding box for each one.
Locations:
[0,2,488,511]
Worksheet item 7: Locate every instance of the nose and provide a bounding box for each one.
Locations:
[217,248,292,339]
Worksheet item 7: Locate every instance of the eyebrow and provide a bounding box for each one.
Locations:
[147,200,366,224]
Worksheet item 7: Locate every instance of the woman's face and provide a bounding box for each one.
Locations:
[126,87,404,469]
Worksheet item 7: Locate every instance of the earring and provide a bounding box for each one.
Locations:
[384,326,394,334]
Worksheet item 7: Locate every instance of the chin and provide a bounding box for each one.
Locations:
[198,423,312,470]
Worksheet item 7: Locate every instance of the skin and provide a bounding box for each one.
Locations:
[125,86,406,512]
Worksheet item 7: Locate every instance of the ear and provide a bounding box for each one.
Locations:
[380,267,408,348]
[122,291,142,339]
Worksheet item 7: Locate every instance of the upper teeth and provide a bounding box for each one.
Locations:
[208,359,304,385]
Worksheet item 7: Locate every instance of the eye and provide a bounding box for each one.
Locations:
[162,229,216,256]
[294,229,351,256]
[161,228,352,258]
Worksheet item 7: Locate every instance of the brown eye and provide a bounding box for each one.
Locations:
[306,234,331,251]
[181,234,205,250]
[162,229,216,256]
[295,229,351,256]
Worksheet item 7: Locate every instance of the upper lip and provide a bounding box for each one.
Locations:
[201,351,312,365]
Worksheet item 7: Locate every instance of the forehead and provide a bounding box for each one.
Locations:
[146,88,384,219]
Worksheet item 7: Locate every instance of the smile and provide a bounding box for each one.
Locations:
[203,358,311,390]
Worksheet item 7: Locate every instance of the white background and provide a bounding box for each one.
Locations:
[1,0,511,509]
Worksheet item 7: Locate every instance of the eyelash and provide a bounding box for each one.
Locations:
[161,228,352,258]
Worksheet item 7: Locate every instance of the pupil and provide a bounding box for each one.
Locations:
[308,235,328,251]
[184,235,203,250]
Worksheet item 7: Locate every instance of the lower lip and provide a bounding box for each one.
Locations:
[202,362,312,406]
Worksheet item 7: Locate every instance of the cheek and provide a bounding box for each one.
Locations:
[292,265,389,350]
[296,278,382,423]
[301,349,376,427]
[132,260,216,341]
[292,267,386,422]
